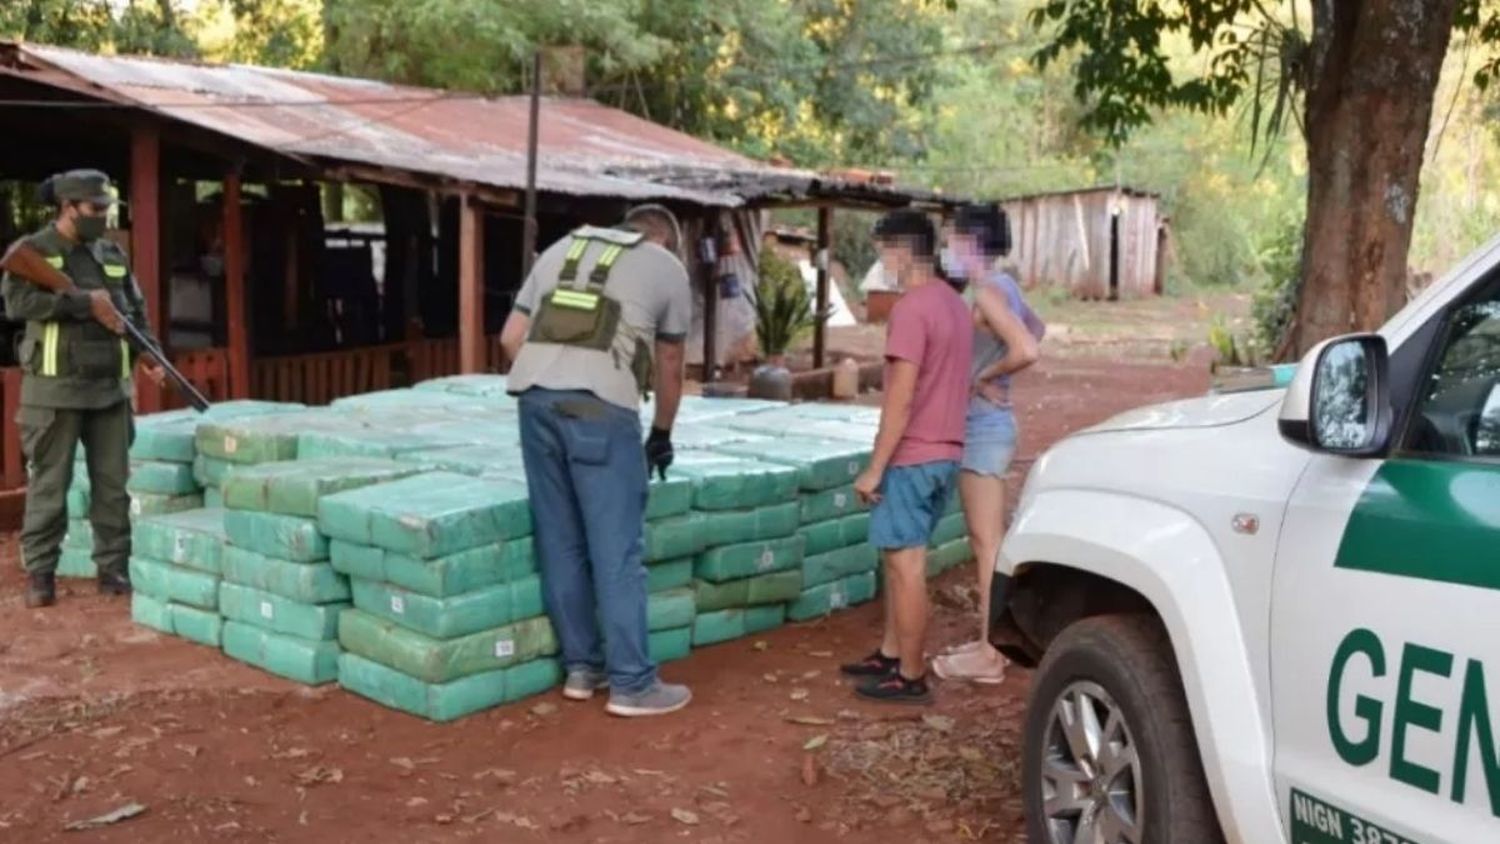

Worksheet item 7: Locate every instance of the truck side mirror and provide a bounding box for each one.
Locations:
[1278,333,1393,457]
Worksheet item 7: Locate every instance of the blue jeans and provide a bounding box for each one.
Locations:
[518,388,655,694]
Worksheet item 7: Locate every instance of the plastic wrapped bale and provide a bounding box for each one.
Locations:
[128,556,219,610]
[644,513,703,562]
[802,543,879,588]
[713,437,871,492]
[130,416,201,463]
[131,592,174,634]
[694,535,804,583]
[649,627,692,663]
[223,510,328,562]
[788,571,878,621]
[927,538,973,577]
[928,511,967,547]
[130,491,204,519]
[338,652,560,722]
[339,609,556,684]
[58,548,97,578]
[645,476,694,521]
[196,411,334,465]
[132,508,229,574]
[799,513,871,557]
[669,453,799,511]
[349,575,544,640]
[413,374,511,397]
[218,582,347,641]
[127,460,199,496]
[330,538,534,599]
[693,570,802,612]
[204,488,224,509]
[193,456,236,489]
[729,415,878,445]
[221,458,422,517]
[318,473,531,558]
[397,446,523,478]
[221,546,350,605]
[647,588,696,632]
[692,604,786,646]
[64,519,94,551]
[696,502,800,547]
[169,603,224,647]
[647,558,693,593]
[668,425,773,452]
[799,485,866,525]
[297,425,479,461]
[222,620,340,685]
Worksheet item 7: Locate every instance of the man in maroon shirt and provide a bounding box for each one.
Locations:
[844,210,973,704]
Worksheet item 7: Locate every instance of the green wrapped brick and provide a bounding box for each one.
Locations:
[130,491,203,519]
[648,588,696,631]
[927,538,973,577]
[412,374,511,397]
[128,460,199,496]
[787,571,878,621]
[170,603,224,647]
[929,512,967,548]
[351,578,514,640]
[223,510,328,562]
[330,538,534,598]
[714,437,870,491]
[798,519,842,558]
[222,457,422,516]
[692,605,784,646]
[693,569,803,612]
[297,429,476,461]
[942,487,962,516]
[799,485,865,525]
[219,582,347,641]
[317,472,531,558]
[844,512,872,545]
[644,513,703,562]
[645,476,694,520]
[204,487,224,509]
[803,543,878,588]
[647,558,693,593]
[128,556,219,609]
[398,446,522,477]
[64,519,94,550]
[222,621,340,685]
[337,652,560,722]
[221,546,350,604]
[131,508,228,574]
[194,456,235,488]
[131,416,201,463]
[697,502,800,546]
[196,412,317,464]
[745,603,786,635]
[669,425,772,451]
[727,413,877,443]
[66,487,90,519]
[671,455,799,510]
[694,535,804,583]
[131,592,174,633]
[58,548,97,578]
[339,609,557,684]
[649,627,692,663]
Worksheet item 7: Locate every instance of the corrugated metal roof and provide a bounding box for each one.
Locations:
[2,41,812,207]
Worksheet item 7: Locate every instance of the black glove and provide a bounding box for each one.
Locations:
[644,426,673,481]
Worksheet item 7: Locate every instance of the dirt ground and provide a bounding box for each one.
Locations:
[0,294,1230,843]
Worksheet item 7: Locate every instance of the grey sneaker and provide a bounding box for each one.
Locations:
[562,668,609,701]
[605,682,692,717]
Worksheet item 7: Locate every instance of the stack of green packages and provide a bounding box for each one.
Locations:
[672,452,804,646]
[215,458,418,685]
[128,507,230,646]
[192,404,326,507]
[927,492,972,578]
[642,474,700,663]
[320,471,562,722]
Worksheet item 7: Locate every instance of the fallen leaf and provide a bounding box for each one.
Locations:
[495,811,540,830]
[295,766,343,786]
[271,748,311,761]
[531,702,558,717]
[103,765,132,781]
[435,814,454,825]
[790,688,810,701]
[836,709,861,721]
[474,768,517,785]
[69,776,90,796]
[633,768,668,777]
[462,808,494,824]
[803,734,828,751]
[244,776,259,787]
[90,726,125,740]
[621,811,652,825]
[298,811,308,826]
[699,785,730,798]
[753,640,769,651]
[670,808,700,826]
[922,714,955,733]
[63,802,146,831]
[175,744,201,758]
[958,747,983,762]
[406,798,429,808]
[785,715,833,726]
[389,757,415,771]
[582,769,617,785]
[802,670,822,680]
[212,822,240,833]
[808,650,834,658]
[762,673,779,683]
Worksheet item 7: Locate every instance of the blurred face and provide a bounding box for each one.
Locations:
[877,237,916,286]
[61,200,109,242]
[947,230,985,268]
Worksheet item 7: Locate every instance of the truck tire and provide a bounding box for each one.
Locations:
[1021,613,1225,844]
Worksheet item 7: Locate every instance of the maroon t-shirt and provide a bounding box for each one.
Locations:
[883,281,973,466]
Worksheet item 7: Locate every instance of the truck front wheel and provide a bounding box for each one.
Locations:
[1021,614,1225,844]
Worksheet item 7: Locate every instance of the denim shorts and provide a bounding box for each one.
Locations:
[868,461,960,550]
[962,402,1017,478]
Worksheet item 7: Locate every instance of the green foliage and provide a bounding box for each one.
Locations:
[0,0,197,58]
[1208,314,1249,367]
[1250,210,1304,358]
[754,247,819,358]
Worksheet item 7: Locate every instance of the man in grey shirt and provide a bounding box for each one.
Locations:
[501,205,693,717]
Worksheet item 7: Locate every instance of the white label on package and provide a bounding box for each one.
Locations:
[848,461,860,476]
[758,548,774,571]
[834,493,848,509]
[494,639,515,658]
[390,595,405,614]
[830,588,847,609]
[173,534,189,560]
[223,435,238,455]
[260,600,275,620]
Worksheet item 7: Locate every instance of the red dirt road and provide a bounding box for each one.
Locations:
[0,345,1212,843]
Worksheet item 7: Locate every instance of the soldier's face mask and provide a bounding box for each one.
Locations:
[69,202,108,242]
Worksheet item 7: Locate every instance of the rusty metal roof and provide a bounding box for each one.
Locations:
[0,41,785,206]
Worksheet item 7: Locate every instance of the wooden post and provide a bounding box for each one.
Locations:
[458,194,485,373]
[702,220,718,383]
[224,172,251,398]
[130,125,164,412]
[813,206,831,369]
[521,51,542,279]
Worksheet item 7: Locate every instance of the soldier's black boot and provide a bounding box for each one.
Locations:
[97,569,132,596]
[25,572,56,608]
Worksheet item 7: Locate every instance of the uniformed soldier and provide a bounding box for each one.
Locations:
[500,204,692,717]
[3,170,162,608]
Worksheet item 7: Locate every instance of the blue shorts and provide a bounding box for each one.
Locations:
[962,402,1017,477]
[868,461,960,550]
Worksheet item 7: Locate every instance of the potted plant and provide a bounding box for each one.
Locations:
[750,247,819,399]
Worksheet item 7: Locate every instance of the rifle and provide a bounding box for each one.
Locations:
[0,241,212,412]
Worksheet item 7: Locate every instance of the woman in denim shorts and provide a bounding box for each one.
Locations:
[932,204,1042,684]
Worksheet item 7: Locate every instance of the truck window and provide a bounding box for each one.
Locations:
[1406,288,1500,459]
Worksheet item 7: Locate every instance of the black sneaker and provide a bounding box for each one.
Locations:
[97,570,132,596]
[855,673,933,705]
[839,650,899,678]
[25,572,56,609]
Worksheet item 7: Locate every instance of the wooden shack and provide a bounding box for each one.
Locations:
[1002,186,1165,300]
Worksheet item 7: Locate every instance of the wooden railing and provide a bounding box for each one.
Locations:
[252,342,403,406]
[161,347,233,412]
[0,367,23,491]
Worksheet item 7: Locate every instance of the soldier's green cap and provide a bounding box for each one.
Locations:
[51,169,121,207]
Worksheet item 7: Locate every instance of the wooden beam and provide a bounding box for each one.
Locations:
[813,206,831,370]
[224,172,251,398]
[130,124,165,412]
[458,195,485,373]
[702,220,718,383]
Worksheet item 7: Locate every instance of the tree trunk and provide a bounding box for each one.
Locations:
[1292,0,1459,357]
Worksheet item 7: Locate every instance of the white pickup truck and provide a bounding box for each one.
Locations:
[998,239,1500,844]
